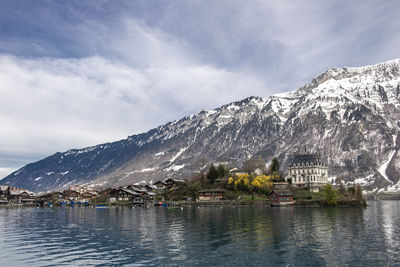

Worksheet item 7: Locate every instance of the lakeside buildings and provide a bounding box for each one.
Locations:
[286,152,328,192]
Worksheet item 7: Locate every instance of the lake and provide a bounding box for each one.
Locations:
[0,201,399,266]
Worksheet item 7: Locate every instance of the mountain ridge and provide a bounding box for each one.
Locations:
[3,58,400,193]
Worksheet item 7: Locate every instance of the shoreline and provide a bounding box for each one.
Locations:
[0,200,367,208]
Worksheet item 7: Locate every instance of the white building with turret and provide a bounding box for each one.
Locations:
[286,152,328,192]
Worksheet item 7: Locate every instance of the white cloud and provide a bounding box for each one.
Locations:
[0,168,15,180]
[0,52,266,168]
[1,1,400,173]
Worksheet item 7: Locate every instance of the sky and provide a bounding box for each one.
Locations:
[1,0,400,178]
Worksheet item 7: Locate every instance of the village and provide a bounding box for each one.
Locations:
[0,151,366,207]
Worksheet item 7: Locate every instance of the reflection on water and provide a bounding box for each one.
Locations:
[0,201,399,266]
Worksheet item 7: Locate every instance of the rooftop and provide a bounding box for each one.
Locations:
[289,153,325,167]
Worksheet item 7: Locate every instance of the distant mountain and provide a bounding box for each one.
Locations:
[3,59,400,193]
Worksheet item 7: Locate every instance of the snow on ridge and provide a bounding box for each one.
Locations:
[343,58,400,72]
[249,97,267,110]
[205,109,217,115]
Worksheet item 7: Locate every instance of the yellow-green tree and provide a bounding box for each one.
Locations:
[251,174,273,193]
[227,173,251,192]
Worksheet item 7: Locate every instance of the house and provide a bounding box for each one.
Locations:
[63,190,80,202]
[153,181,167,189]
[286,152,328,192]
[20,191,35,204]
[229,168,249,176]
[127,185,148,195]
[78,192,95,204]
[273,182,289,190]
[108,188,140,202]
[230,167,265,177]
[132,195,146,205]
[164,178,186,189]
[269,190,295,205]
[6,187,35,203]
[198,189,226,202]
[145,191,157,199]
[0,186,10,201]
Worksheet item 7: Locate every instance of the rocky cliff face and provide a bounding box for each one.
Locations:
[3,59,400,192]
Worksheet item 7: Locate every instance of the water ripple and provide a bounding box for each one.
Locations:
[0,202,399,266]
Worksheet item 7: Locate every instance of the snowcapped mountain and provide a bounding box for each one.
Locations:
[3,59,400,192]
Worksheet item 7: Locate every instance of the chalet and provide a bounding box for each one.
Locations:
[127,185,148,195]
[153,181,166,189]
[78,192,95,204]
[198,189,226,202]
[20,191,35,204]
[145,191,157,199]
[0,186,10,201]
[132,195,146,205]
[164,178,186,189]
[145,184,156,191]
[7,187,35,203]
[63,190,80,201]
[286,152,328,192]
[56,192,67,203]
[229,168,249,176]
[269,190,295,206]
[273,182,289,190]
[108,188,140,202]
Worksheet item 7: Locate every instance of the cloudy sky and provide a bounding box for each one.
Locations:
[1,0,400,178]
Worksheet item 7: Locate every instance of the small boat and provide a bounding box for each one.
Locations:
[95,204,108,209]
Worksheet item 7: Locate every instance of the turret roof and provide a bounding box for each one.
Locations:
[289,153,325,167]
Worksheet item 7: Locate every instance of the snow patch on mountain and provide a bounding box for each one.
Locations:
[166,164,185,172]
[378,151,396,183]
[140,167,157,172]
[169,147,187,163]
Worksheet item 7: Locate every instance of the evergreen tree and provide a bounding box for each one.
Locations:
[207,164,218,184]
[217,164,226,178]
[269,157,280,173]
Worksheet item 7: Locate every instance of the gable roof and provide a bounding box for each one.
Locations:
[109,188,140,196]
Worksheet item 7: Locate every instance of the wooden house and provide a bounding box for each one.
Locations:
[63,190,80,202]
[108,188,140,202]
[198,189,226,202]
[78,192,95,203]
[269,190,295,206]
[164,178,186,189]
[153,181,166,189]
[0,186,10,201]
[127,185,148,195]
[7,187,35,203]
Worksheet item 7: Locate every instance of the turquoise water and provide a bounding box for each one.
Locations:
[0,201,399,266]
